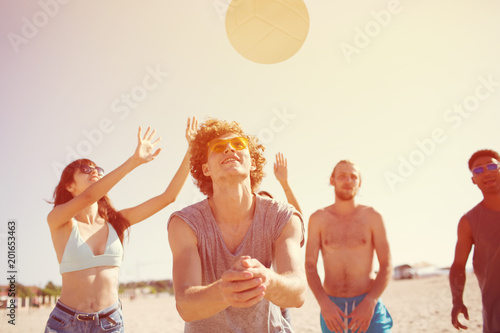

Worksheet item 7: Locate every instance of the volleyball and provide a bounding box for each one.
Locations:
[225,0,310,64]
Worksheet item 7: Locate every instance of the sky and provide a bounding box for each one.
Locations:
[1,0,499,288]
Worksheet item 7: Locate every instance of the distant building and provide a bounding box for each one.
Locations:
[393,264,416,280]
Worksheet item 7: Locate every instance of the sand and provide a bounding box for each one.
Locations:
[0,274,483,332]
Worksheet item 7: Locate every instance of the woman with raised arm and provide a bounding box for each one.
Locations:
[259,152,304,325]
[44,117,197,333]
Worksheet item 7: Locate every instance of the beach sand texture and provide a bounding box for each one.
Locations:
[1,274,483,332]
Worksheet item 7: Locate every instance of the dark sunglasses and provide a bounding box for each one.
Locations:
[77,165,104,177]
[472,163,499,175]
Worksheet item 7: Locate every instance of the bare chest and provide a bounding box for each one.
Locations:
[321,216,371,249]
[217,220,252,254]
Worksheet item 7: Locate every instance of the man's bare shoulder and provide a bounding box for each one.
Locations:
[310,205,335,220]
[308,206,335,229]
[357,205,382,217]
[356,205,386,228]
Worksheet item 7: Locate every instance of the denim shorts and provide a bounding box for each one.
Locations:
[320,294,392,333]
[45,300,124,333]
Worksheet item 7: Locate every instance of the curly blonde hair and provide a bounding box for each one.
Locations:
[190,119,266,197]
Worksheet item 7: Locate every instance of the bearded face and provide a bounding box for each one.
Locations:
[330,162,361,201]
[335,186,357,201]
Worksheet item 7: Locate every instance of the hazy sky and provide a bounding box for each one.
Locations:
[1,0,499,287]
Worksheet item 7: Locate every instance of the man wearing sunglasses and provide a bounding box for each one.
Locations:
[167,119,306,332]
[450,149,500,332]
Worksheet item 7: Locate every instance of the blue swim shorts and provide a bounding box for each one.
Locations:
[320,294,393,333]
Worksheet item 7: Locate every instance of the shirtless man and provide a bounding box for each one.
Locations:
[450,149,500,332]
[305,160,393,333]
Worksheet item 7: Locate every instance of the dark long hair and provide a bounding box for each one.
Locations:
[51,159,130,244]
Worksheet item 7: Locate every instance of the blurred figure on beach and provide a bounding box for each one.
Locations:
[45,118,197,333]
[168,119,306,332]
[305,160,393,333]
[258,152,304,325]
[450,149,500,332]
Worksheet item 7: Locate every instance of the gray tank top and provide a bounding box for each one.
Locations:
[168,195,303,333]
[465,203,500,332]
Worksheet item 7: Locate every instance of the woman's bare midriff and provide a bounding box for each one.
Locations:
[59,266,120,312]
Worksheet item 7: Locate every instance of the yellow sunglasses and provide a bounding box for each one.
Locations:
[207,137,248,153]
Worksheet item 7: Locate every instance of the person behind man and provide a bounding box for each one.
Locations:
[305,160,393,333]
[272,152,303,215]
[260,152,304,244]
[259,152,304,325]
[168,119,306,332]
[450,149,500,332]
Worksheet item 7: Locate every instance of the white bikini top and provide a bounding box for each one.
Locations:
[59,218,123,274]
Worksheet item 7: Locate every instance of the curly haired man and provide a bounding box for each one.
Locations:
[168,119,306,332]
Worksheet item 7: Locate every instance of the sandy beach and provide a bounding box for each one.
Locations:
[1,274,483,332]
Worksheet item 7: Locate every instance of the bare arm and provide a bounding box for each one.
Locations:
[305,212,347,332]
[348,211,392,333]
[168,216,265,322]
[120,117,198,225]
[305,213,328,304]
[47,127,161,231]
[168,216,228,321]
[247,214,306,308]
[366,212,392,301]
[450,216,473,330]
[274,153,302,214]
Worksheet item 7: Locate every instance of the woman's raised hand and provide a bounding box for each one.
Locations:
[273,152,288,184]
[134,126,162,164]
[185,116,198,145]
